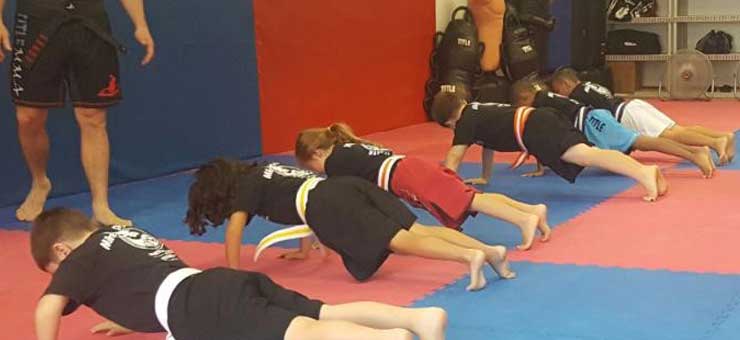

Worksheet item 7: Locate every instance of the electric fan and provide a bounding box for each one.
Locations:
[659,49,714,100]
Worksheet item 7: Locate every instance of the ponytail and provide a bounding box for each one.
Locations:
[295,122,381,162]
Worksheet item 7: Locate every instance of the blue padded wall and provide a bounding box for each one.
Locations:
[0,0,261,207]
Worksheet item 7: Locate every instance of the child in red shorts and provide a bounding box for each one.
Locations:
[295,123,551,251]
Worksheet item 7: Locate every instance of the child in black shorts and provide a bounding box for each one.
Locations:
[430,92,668,202]
[32,208,448,340]
[186,159,516,292]
[511,79,715,178]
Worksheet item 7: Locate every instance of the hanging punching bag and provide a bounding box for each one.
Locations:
[469,0,506,72]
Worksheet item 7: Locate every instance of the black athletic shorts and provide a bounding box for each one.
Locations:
[306,176,417,282]
[10,3,122,108]
[168,268,324,340]
[524,108,590,183]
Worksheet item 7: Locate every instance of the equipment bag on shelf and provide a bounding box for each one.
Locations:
[608,0,657,22]
[696,30,734,54]
[607,29,661,54]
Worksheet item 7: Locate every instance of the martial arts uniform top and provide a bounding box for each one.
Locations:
[234,163,319,226]
[569,82,628,122]
[44,226,186,333]
[325,143,398,183]
[534,90,596,131]
[452,102,521,152]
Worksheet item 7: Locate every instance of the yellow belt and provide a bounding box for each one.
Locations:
[253,177,323,261]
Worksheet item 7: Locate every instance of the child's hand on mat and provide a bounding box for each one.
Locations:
[90,320,134,337]
[464,177,489,185]
[279,250,309,260]
[0,23,11,63]
[522,168,545,177]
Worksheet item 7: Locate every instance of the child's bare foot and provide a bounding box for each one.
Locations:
[413,307,448,340]
[516,214,539,251]
[695,147,715,178]
[639,165,660,202]
[486,245,516,279]
[94,204,132,227]
[727,133,736,163]
[16,177,52,222]
[657,167,668,196]
[717,136,730,165]
[466,250,487,291]
[533,204,552,242]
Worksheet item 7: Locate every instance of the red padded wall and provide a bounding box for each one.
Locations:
[254,0,434,153]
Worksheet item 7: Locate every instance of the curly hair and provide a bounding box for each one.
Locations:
[184,158,256,236]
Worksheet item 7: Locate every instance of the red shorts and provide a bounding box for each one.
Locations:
[389,157,478,229]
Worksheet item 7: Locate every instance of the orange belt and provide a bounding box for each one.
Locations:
[511,106,535,169]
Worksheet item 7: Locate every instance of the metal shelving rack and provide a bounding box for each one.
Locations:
[606,0,740,98]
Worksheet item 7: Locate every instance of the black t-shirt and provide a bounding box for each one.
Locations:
[569,82,625,117]
[234,163,319,225]
[534,90,587,123]
[44,226,186,332]
[452,102,520,152]
[324,143,394,183]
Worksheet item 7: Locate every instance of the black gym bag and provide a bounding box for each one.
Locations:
[696,30,734,54]
[502,4,540,81]
[607,29,662,54]
[423,7,481,117]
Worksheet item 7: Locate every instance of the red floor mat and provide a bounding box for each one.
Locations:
[509,170,740,274]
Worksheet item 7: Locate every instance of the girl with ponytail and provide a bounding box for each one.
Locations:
[296,123,552,251]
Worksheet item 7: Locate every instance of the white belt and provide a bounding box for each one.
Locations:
[511,106,535,169]
[154,267,202,340]
[376,156,405,191]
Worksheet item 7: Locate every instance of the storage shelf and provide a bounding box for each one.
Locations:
[674,15,740,23]
[606,54,671,62]
[705,54,740,61]
[608,17,672,24]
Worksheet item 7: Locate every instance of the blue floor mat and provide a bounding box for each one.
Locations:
[413,262,740,340]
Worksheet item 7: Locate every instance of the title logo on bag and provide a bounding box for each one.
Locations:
[457,38,472,47]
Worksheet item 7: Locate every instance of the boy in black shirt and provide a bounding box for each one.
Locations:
[430,92,668,202]
[551,68,735,165]
[32,208,448,340]
[511,80,715,178]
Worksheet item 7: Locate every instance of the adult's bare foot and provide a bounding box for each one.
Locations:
[16,177,52,222]
[94,204,132,227]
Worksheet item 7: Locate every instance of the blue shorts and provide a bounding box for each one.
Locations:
[582,109,639,153]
